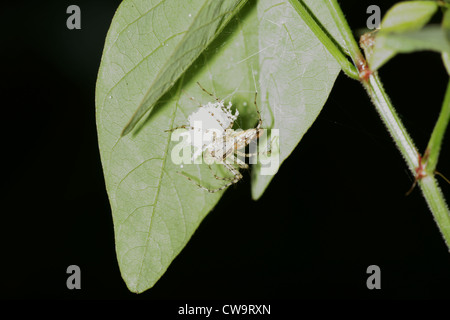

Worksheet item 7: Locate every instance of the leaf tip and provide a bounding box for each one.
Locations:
[120,127,129,137]
[121,120,134,137]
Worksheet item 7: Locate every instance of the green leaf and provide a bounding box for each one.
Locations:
[425,80,450,174]
[97,0,259,293]
[120,0,247,136]
[370,26,450,71]
[442,52,450,74]
[377,26,450,53]
[443,8,450,74]
[371,27,450,70]
[251,0,342,199]
[368,0,439,71]
[380,0,438,33]
[444,6,450,42]
[97,0,342,293]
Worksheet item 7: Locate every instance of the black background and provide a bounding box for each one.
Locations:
[1,0,449,300]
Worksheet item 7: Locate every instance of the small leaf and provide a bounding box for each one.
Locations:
[380,0,438,33]
[370,25,450,72]
[442,52,450,75]
[366,41,396,72]
[120,0,247,136]
[368,0,439,70]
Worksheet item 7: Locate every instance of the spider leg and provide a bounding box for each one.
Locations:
[165,125,193,132]
[177,171,223,193]
[253,92,263,129]
[223,162,244,182]
[208,164,235,181]
[235,149,271,158]
[226,153,248,169]
[218,104,236,129]
[207,110,228,130]
[177,167,241,193]
[182,89,202,107]
[197,82,221,102]
[177,156,243,194]
[197,82,238,130]
[237,162,248,169]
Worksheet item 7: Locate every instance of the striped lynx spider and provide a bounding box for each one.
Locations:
[168,82,270,193]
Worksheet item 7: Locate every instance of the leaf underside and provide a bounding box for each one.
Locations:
[96,0,341,293]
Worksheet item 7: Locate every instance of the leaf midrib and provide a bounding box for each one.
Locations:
[133,83,183,291]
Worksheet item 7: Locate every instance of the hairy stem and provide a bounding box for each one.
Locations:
[365,74,450,249]
[364,74,418,172]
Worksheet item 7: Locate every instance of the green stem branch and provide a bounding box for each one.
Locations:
[364,75,418,172]
[426,79,450,173]
[290,0,450,249]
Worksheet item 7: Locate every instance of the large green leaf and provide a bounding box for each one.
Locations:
[97,0,258,293]
[251,0,342,199]
[97,0,341,293]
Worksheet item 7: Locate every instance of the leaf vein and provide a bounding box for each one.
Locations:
[134,83,182,287]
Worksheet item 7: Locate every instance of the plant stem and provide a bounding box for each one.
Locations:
[292,0,450,249]
[365,74,450,249]
[364,75,418,172]
[287,0,359,80]
[421,176,450,248]
[426,79,450,173]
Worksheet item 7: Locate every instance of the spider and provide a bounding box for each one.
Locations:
[168,82,270,193]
